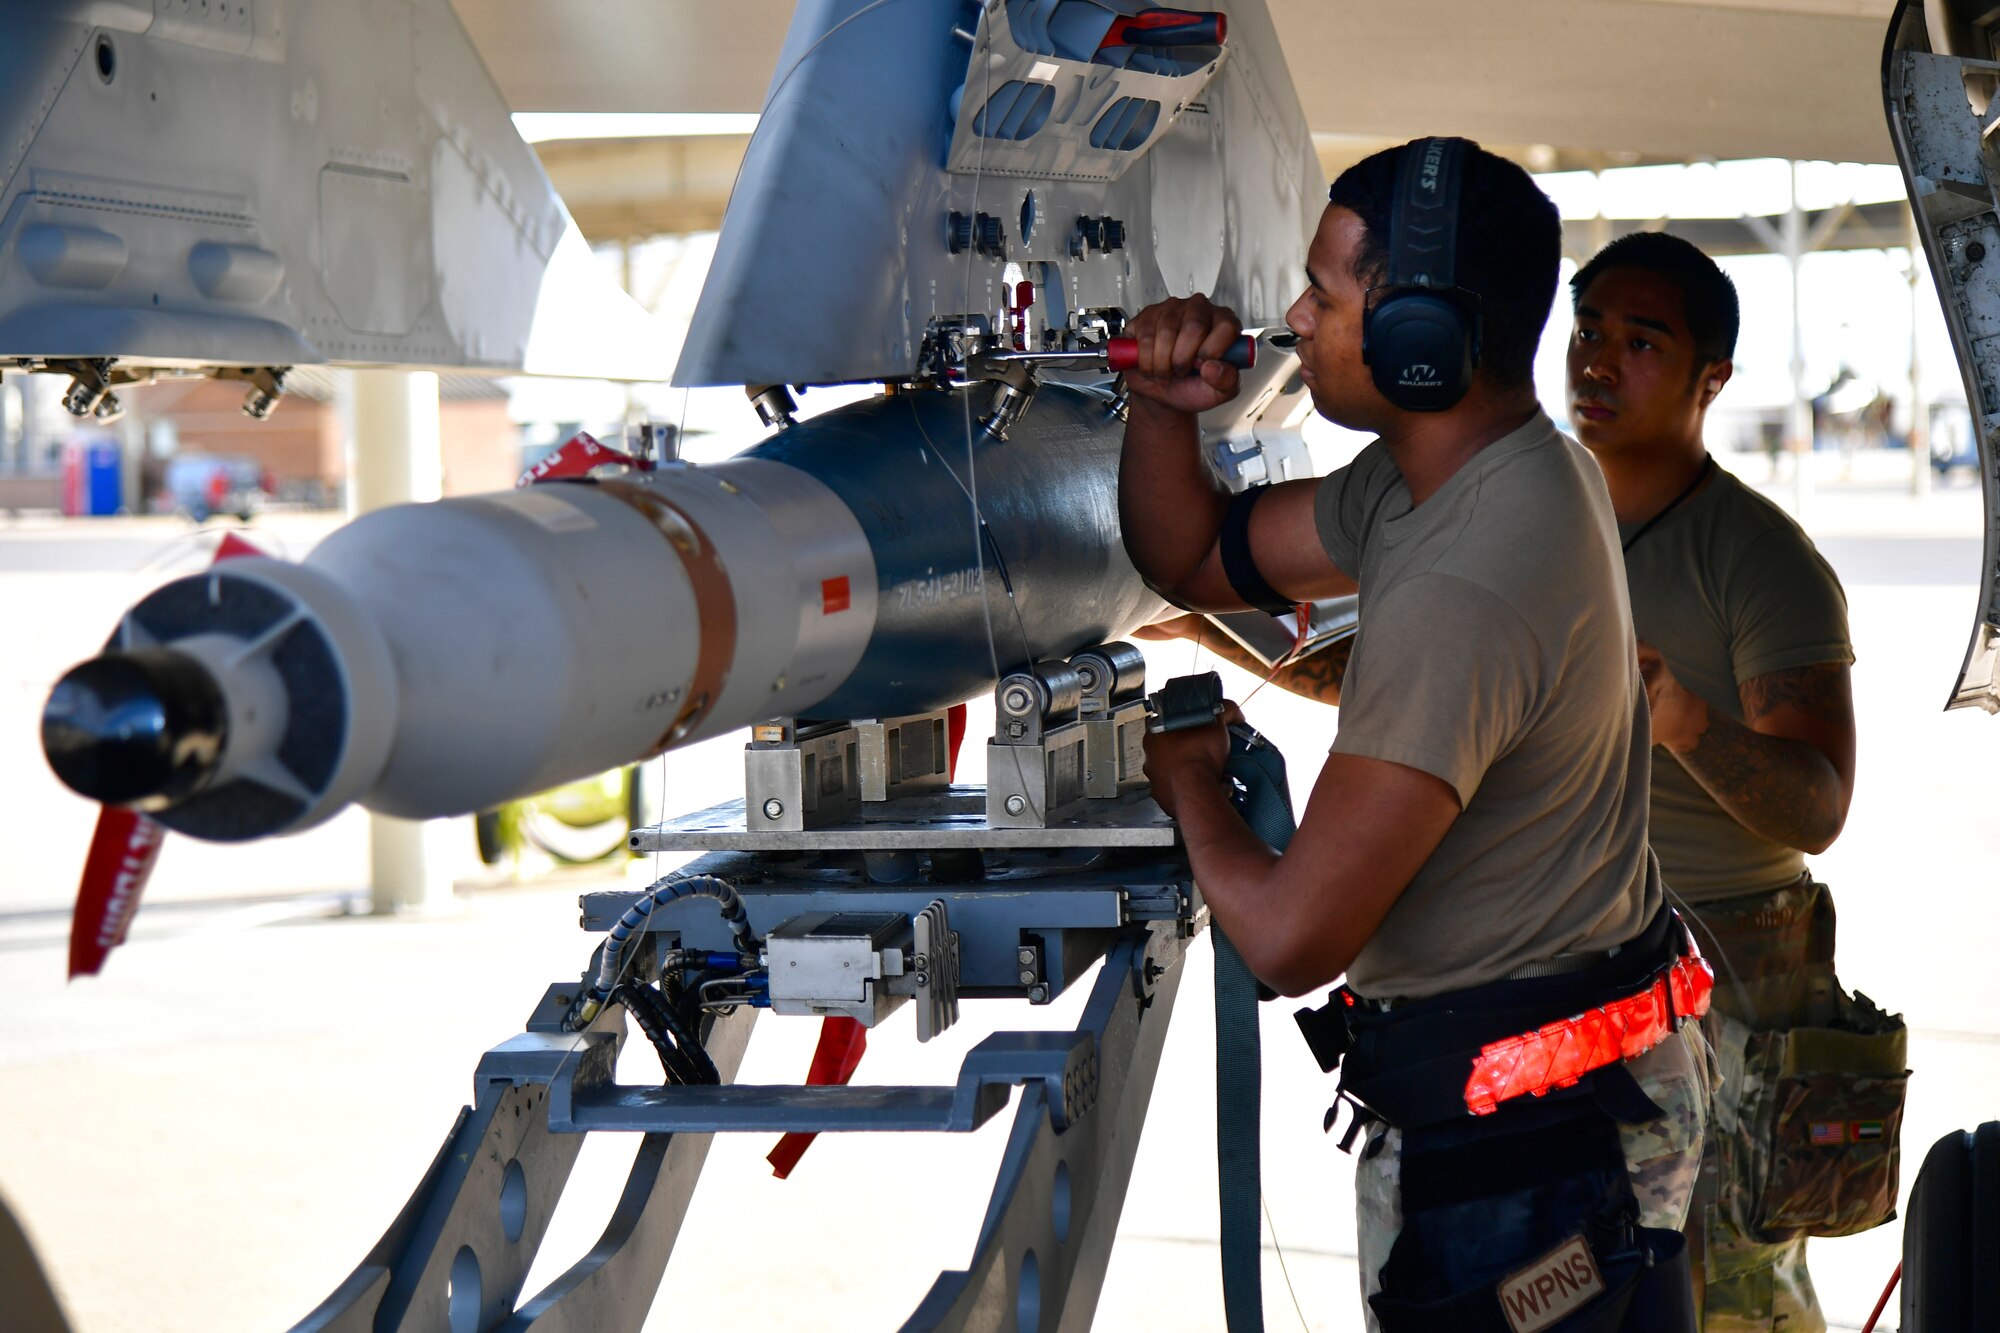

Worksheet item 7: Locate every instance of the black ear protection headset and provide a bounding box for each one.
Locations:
[1208,138,1485,616]
[1360,136,1482,412]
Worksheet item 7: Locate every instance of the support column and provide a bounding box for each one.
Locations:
[348,369,457,915]
[349,369,442,513]
[1742,167,1858,519]
[1783,163,1814,520]
[1587,171,1612,260]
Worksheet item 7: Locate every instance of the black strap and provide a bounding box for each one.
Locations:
[1214,931,1265,1332]
[1219,486,1295,616]
[1621,455,1714,554]
[1215,727,1296,1332]
[1387,137,1469,293]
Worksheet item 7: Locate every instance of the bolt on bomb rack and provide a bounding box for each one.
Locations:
[293,645,1223,1333]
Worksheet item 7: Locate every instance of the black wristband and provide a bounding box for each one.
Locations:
[1219,486,1296,616]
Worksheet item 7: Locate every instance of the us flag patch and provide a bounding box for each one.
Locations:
[1809,1122,1844,1145]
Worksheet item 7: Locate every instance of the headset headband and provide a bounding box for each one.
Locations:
[1386,137,1469,294]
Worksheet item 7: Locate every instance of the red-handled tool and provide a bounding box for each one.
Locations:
[966,333,1260,383]
[1105,333,1256,372]
[1100,8,1227,49]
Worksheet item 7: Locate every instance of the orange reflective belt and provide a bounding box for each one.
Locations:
[1462,953,1714,1117]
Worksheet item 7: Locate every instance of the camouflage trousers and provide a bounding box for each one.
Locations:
[1683,877,1834,1333]
[1355,1022,1714,1331]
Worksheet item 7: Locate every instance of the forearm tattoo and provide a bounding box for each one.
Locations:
[1674,664,1849,851]
[1159,621,1352,706]
[1268,636,1353,706]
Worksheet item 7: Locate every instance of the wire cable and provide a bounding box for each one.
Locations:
[1262,1196,1311,1332]
[1662,882,1759,1027]
[950,10,1066,824]
[613,979,720,1085]
[538,0,936,1103]
[704,0,921,229]
[574,873,755,1027]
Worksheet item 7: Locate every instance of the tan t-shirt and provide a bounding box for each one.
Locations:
[1314,410,1661,1000]
[1619,464,1853,902]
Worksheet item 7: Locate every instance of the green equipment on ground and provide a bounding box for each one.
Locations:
[474,765,645,866]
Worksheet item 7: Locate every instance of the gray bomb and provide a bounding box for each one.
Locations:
[41,384,1165,841]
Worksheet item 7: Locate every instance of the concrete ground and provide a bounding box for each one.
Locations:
[0,447,1991,1331]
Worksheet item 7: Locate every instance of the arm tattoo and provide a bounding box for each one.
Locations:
[1267,637,1353,706]
[1740,662,1847,726]
[1160,622,1352,706]
[1673,664,1851,852]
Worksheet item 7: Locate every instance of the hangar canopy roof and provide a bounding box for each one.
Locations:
[450,0,1899,166]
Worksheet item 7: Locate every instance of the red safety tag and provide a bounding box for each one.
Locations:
[1005,279,1035,350]
[1240,602,1314,707]
[768,702,968,1179]
[946,702,968,781]
[68,808,165,979]
[212,530,267,563]
[767,1016,869,1178]
[516,431,636,487]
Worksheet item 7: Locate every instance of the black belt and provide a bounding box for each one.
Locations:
[1297,906,1685,1134]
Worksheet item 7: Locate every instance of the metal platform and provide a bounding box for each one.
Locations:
[292,923,1192,1333]
[631,784,1177,853]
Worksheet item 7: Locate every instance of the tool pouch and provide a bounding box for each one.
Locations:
[1711,993,1907,1242]
[1702,880,1908,1242]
